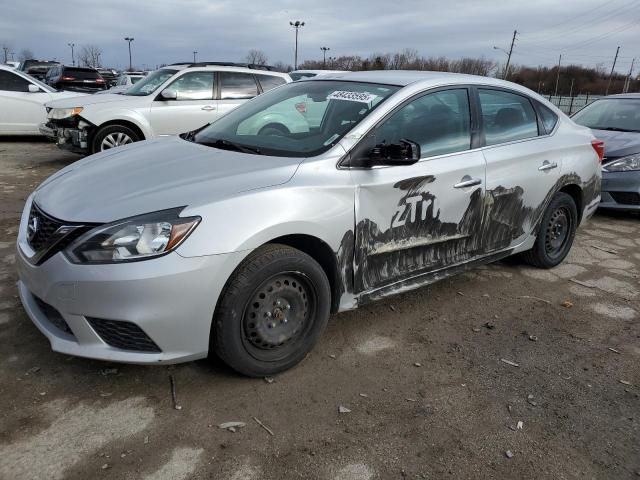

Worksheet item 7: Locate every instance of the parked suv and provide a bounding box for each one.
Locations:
[19,59,60,81]
[17,72,601,376]
[44,65,107,93]
[40,62,291,154]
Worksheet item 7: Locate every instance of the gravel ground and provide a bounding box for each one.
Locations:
[0,138,639,480]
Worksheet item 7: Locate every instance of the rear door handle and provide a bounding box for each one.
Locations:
[538,161,558,171]
[454,176,482,189]
[201,105,217,111]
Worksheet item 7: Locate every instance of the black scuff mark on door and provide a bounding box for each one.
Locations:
[352,171,596,296]
[335,228,355,311]
[354,174,485,292]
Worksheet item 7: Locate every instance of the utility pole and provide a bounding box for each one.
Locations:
[67,43,75,66]
[605,45,620,96]
[289,20,305,70]
[124,37,134,71]
[554,54,562,97]
[623,58,635,93]
[193,51,198,63]
[320,46,330,68]
[503,30,518,80]
[2,46,8,63]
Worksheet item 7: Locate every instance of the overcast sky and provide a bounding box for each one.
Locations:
[2,0,639,72]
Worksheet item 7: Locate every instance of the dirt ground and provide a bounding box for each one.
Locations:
[0,138,639,480]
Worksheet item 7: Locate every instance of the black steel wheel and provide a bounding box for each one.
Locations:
[242,272,316,362]
[211,244,331,377]
[521,192,578,269]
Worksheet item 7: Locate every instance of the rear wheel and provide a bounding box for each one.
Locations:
[211,244,331,377]
[521,192,577,268]
[91,124,141,153]
[258,124,289,137]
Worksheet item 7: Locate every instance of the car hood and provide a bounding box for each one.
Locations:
[591,128,640,160]
[50,90,90,100]
[45,92,142,108]
[34,137,303,223]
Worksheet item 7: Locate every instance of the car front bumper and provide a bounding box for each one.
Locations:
[600,170,640,211]
[16,228,248,364]
[39,121,90,154]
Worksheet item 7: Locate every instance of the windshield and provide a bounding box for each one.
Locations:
[193,80,399,157]
[572,98,640,132]
[124,69,177,96]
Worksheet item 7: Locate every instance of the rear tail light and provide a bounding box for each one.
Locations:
[61,76,76,81]
[591,139,605,163]
[295,102,307,114]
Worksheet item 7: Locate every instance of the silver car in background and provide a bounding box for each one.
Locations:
[16,71,601,376]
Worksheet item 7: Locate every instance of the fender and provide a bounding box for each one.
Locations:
[81,107,153,139]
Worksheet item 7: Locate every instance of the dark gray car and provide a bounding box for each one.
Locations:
[572,93,640,211]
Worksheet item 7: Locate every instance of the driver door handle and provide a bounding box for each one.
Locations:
[454,176,482,189]
[538,161,558,171]
[201,105,217,111]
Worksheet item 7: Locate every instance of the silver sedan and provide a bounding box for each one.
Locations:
[16,71,601,376]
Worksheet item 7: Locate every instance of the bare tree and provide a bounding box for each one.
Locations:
[246,49,268,66]
[18,48,34,62]
[271,61,292,73]
[78,44,103,68]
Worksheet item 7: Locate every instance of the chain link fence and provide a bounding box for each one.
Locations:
[546,94,603,116]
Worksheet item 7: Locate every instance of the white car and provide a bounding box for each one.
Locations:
[0,65,86,136]
[95,72,146,95]
[41,63,291,154]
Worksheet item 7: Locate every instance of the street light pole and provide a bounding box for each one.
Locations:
[289,20,305,70]
[124,37,134,71]
[193,51,198,63]
[605,45,620,96]
[320,46,330,68]
[2,47,8,63]
[67,43,75,66]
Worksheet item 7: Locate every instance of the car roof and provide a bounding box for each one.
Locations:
[291,69,345,74]
[309,70,521,87]
[160,64,289,78]
[597,93,640,100]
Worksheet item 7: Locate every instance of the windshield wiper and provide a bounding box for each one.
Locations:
[200,139,262,155]
[590,126,640,133]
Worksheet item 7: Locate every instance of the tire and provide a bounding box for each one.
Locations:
[521,192,578,269]
[258,124,289,137]
[91,124,141,154]
[211,244,331,377]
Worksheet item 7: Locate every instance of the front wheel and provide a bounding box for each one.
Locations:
[521,192,578,268]
[211,244,331,377]
[91,124,141,153]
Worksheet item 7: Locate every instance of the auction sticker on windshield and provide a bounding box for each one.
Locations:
[327,91,378,103]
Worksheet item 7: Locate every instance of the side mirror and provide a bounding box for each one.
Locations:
[369,139,421,166]
[28,84,40,93]
[160,89,177,100]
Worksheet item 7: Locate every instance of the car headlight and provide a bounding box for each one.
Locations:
[603,154,640,172]
[47,107,83,120]
[66,208,200,264]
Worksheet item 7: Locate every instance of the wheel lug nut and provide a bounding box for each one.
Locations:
[266,311,272,318]
[283,318,288,324]
[286,304,291,310]
[268,322,275,328]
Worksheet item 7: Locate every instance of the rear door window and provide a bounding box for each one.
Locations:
[536,102,559,134]
[479,89,539,146]
[219,72,259,99]
[256,74,286,92]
